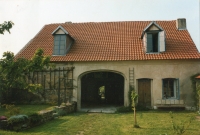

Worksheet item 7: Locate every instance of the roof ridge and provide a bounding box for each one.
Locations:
[44,20,176,25]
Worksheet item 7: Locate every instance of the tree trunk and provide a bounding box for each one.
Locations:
[134,107,137,126]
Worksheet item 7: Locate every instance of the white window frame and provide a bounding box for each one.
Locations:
[143,30,165,53]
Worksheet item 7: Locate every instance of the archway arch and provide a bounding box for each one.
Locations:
[80,71,124,108]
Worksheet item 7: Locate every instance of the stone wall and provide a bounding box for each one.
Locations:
[0,102,77,131]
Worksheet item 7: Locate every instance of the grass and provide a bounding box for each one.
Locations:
[0,104,53,116]
[0,109,200,135]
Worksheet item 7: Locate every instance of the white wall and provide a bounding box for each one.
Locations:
[55,59,200,110]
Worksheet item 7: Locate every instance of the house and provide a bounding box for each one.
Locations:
[15,18,200,110]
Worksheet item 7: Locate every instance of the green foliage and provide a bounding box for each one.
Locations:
[190,73,200,110]
[28,48,51,72]
[0,52,29,91]
[130,86,140,128]
[53,108,67,116]
[27,84,43,94]
[197,85,200,96]
[0,21,14,34]
[169,111,194,135]
[28,112,43,125]
[8,115,28,124]
[57,109,67,116]
[128,85,133,107]
[131,90,138,108]
[0,48,51,103]
[7,114,28,131]
[2,104,20,117]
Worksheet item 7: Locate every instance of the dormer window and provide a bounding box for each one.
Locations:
[141,22,165,53]
[52,25,74,56]
[54,35,66,55]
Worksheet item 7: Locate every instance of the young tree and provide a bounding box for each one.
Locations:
[131,90,139,128]
[0,21,14,34]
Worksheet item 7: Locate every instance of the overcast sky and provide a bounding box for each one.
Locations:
[0,0,199,57]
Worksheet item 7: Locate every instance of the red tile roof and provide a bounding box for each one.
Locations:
[15,20,200,61]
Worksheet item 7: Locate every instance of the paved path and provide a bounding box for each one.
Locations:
[80,106,117,113]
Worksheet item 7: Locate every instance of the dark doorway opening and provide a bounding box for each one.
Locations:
[81,72,124,108]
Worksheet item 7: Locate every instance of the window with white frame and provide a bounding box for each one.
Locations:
[162,78,179,99]
[143,30,165,53]
[142,21,166,53]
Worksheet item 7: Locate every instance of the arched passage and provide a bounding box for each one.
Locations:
[81,71,124,108]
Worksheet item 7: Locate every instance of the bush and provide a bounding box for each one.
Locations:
[7,114,29,131]
[57,109,67,116]
[169,111,194,135]
[53,107,67,116]
[28,112,43,126]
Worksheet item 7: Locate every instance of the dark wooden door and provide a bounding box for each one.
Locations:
[138,79,151,107]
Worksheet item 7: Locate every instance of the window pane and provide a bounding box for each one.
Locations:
[60,50,65,55]
[147,34,153,52]
[60,41,65,46]
[53,49,59,55]
[163,78,179,99]
[55,41,60,45]
[54,46,59,50]
[60,35,66,40]
[53,35,66,55]
[55,35,60,40]
[163,79,174,98]
[60,45,65,49]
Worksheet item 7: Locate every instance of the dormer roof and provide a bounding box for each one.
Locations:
[141,21,163,39]
[52,25,68,35]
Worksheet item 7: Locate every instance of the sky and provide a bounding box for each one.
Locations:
[0,0,199,57]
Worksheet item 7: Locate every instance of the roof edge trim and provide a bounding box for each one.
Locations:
[52,25,68,35]
[141,21,164,39]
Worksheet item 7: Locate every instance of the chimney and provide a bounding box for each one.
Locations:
[176,18,187,30]
[65,21,72,24]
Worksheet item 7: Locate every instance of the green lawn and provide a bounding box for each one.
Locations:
[0,107,200,135]
[0,105,53,116]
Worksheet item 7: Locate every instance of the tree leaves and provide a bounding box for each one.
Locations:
[0,21,14,34]
[0,49,51,100]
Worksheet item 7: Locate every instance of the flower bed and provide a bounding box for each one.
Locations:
[0,101,77,131]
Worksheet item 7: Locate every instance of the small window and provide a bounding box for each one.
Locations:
[147,32,158,52]
[162,78,179,99]
[142,22,166,53]
[53,35,66,55]
[144,31,165,53]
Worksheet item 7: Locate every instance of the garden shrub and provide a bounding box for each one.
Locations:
[57,109,67,116]
[169,111,194,135]
[53,107,67,116]
[7,114,29,131]
[28,112,43,126]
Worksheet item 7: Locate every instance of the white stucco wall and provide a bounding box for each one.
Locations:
[55,59,200,110]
